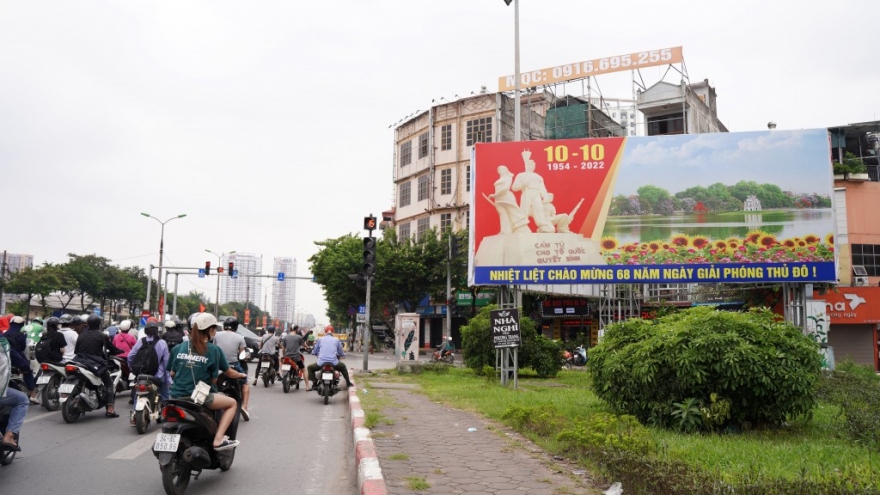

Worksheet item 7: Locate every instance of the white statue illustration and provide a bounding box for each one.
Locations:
[511,150,556,233]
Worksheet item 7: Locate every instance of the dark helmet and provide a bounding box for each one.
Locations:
[60,314,73,325]
[70,315,84,326]
[86,314,102,330]
[144,320,160,337]
[45,317,61,330]
[223,317,239,331]
[267,324,276,332]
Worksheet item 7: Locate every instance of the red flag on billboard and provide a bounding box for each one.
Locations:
[199,302,206,312]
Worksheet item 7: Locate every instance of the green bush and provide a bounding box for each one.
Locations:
[556,412,655,457]
[501,405,563,437]
[589,307,821,430]
[460,305,562,378]
[817,359,880,450]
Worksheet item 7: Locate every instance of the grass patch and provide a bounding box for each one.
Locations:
[357,383,403,429]
[404,475,430,490]
[402,366,880,493]
[388,453,409,461]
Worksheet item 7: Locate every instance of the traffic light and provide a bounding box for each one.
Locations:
[228,262,235,277]
[363,236,376,276]
[450,236,460,259]
[364,216,377,231]
[205,261,211,275]
[348,273,367,289]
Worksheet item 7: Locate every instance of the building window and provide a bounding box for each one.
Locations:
[647,114,685,136]
[441,124,452,151]
[466,117,492,146]
[417,217,430,241]
[398,222,411,242]
[418,132,429,159]
[418,175,429,201]
[466,165,471,192]
[852,244,880,276]
[440,169,452,195]
[440,213,452,232]
[400,141,412,166]
[399,181,411,207]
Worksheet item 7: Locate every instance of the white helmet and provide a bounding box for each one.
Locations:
[118,319,132,332]
[193,313,218,330]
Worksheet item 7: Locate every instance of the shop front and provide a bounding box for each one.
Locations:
[815,286,880,370]
[539,298,593,344]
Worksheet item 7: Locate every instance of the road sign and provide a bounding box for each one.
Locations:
[93,307,101,316]
[356,314,366,323]
[277,272,285,281]
[232,269,239,279]
[198,268,206,278]
[358,305,366,314]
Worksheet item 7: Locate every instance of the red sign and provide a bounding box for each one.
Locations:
[141,310,150,318]
[817,287,880,324]
[244,308,251,325]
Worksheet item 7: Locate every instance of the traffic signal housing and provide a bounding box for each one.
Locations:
[450,235,460,260]
[363,236,376,276]
[228,262,235,277]
[205,261,211,275]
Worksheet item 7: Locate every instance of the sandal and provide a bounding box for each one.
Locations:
[213,437,240,451]
[105,411,120,418]
[1,440,20,452]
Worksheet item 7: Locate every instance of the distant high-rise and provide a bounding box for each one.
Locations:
[1,251,34,312]
[272,257,297,323]
[219,253,262,305]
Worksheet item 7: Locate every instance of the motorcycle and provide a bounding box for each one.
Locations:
[59,356,125,423]
[0,402,19,466]
[572,346,588,367]
[257,353,277,388]
[152,376,242,495]
[314,363,341,405]
[431,347,455,364]
[36,361,68,411]
[561,349,573,370]
[280,356,302,393]
[133,374,163,434]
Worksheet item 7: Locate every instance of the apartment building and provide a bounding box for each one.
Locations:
[219,252,262,305]
[272,256,297,323]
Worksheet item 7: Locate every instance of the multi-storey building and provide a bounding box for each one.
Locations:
[1,251,34,312]
[219,252,262,305]
[586,97,642,136]
[272,257,297,323]
[637,79,728,135]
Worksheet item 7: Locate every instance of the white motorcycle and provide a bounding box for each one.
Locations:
[36,361,69,411]
[59,356,126,423]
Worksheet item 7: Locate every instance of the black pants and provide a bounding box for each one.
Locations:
[307,362,351,386]
[100,370,116,405]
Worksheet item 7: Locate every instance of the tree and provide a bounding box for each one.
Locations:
[4,265,61,317]
[636,185,671,215]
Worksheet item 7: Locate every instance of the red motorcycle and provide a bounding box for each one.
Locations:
[431,347,454,364]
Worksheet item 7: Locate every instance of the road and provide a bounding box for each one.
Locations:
[1,354,361,495]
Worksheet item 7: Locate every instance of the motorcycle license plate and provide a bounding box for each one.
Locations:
[321,372,333,380]
[59,383,75,394]
[37,375,51,385]
[281,364,291,371]
[153,433,181,453]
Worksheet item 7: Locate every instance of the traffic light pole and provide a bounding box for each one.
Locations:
[362,274,372,372]
[446,236,452,341]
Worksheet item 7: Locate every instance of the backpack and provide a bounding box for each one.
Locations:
[34,339,51,362]
[130,338,160,376]
[163,330,183,349]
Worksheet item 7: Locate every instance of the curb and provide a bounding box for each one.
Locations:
[349,381,387,495]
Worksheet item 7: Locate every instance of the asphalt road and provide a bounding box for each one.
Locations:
[0,354,358,495]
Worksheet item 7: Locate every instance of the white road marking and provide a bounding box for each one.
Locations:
[106,433,158,460]
[23,411,57,424]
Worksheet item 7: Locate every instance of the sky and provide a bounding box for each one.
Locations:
[1,0,877,322]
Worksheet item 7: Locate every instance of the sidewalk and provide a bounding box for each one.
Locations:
[347,357,604,495]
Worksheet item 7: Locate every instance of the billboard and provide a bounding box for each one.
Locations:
[470,129,836,285]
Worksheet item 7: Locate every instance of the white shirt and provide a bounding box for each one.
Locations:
[59,328,78,361]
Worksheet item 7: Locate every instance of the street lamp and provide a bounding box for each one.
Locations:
[206,249,236,316]
[142,213,187,322]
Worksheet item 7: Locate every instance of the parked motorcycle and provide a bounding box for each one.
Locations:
[431,347,455,364]
[561,349,573,370]
[152,377,242,494]
[36,361,68,411]
[0,402,19,465]
[133,374,163,434]
[572,346,588,366]
[314,363,341,405]
[59,356,125,423]
[280,357,302,393]
[257,353,277,388]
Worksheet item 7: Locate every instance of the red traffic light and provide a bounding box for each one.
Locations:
[228,262,235,277]
[205,261,211,275]
[364,216,377,231]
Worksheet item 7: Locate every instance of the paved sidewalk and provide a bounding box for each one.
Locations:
[350,375,603,495]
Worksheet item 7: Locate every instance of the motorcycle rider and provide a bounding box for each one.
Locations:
[280,324,306,384]
[73,314,124,417]
[58,315,78,362]
[306,325,353,391]
[439,336,456,359]
[253,325,280,386]
[127,321,170,425]
[213,317,250,420]
[162,319,187,351]
[5,316,39,404]
[0,333,28,452]
[166,313,247,451]
[35,317,66,363]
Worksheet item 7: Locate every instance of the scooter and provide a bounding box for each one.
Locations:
[59,356,125,423]
[36,361,68,411]
[257,353,277,388]
[280,357,302,393]
[314,363,341,405]
[0,402,20,465]
[431,347,455,364]
[133,374,163,434]
[152,377,242,495]
[572,346,588,367]
[561,349,573,370]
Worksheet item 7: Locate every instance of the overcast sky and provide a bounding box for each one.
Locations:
[1,1,877,323]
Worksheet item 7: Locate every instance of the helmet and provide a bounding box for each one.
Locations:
[60,314,72,325]
[144,321,160,331]
[118,319,132,332]
[188,313,201,329]
[45,317,61,330]
[325,325,334,334]
[33,317,44,324]
[86,314,102,330]
[164,320,176,329]
[192,313,218,331]
[267,324,276,332]
[10,316,24,325]
[223,317,239,331]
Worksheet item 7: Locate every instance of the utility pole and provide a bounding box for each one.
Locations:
[446,236,452,341]
[0,250,7,315]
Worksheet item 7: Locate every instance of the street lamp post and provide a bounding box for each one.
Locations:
[206,249,236,316]
[142,213,186,322]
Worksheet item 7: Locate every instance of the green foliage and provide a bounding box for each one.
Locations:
[671,398,703,433]
[816,359,880,450]
[590,306,821,430]
[556,412,655,457]
[834,152,868,175]
[699,393,731,429]
[501,405,564,437]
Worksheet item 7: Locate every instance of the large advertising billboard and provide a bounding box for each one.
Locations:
[470,129,836,286]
